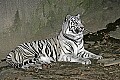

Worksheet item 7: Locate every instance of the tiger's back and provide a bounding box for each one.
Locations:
[6,37,59,69]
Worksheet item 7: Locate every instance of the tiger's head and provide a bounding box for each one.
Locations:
[62,14,84,41]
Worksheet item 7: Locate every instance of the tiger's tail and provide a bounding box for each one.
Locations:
[0,58,6,63]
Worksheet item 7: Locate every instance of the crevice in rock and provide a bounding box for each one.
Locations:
[84,17,120,44]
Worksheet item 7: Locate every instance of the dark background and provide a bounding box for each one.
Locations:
[0,0,120,58]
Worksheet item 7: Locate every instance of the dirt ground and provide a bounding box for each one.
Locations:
[0,41,120,80]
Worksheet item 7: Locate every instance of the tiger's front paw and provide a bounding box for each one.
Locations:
[81,59,91,64]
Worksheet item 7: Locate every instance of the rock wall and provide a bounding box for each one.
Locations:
[0,0,120,58]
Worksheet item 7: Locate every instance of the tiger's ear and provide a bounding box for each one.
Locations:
[64,15,71,22]
[76,14,80,19]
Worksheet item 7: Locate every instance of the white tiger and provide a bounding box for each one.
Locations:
[1,14,102,69]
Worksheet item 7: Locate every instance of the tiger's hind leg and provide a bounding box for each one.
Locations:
[21,57,51,70]
[21,58,42,70]
[59,54,91,64]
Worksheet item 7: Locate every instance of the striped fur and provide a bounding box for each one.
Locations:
[4,14,102,69]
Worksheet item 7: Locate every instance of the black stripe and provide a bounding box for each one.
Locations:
[65,42,74,53]
[47,40,55,61]
[62,33,78,47]
[81,52,86,58]
[42,40,45,43]
[53,46,57,61]
[38,40,46,57]
[84,53,88,58]
[47,40,52,54]
[19,44,34,54]
[35,54,38,58]
[38,40,42,50]
[18,47,25,62]
[13,50,18,63]
[39,40,44,50]
[34,41,37,44]
[62,33,77,43]
[64,46,72,54]
[52,38,57,46]
[30,42,39,55]
[18,47,28,58]
[50,50,53,58]
[7,54,12,59]
[17,48,22,63]
[17,48,21,63]
[24,43,37,55]
[77,51,82,57]
[79,46,84,51]
[24,43,30,48]
[45,45,49,56]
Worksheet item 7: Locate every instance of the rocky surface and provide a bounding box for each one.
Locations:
[0,39,120,80]
[0,1,120,80]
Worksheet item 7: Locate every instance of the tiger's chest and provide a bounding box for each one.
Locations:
[59,40,84,55]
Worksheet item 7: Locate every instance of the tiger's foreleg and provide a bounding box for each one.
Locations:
[83,50,103,59]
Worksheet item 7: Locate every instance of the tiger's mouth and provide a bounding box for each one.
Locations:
[74,27,84,34]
